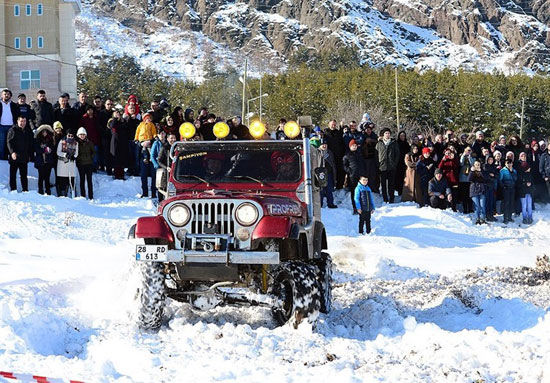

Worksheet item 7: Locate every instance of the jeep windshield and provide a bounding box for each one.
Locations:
[173,143,302,184]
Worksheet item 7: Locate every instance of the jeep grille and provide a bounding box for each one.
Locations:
[189,201,236,235]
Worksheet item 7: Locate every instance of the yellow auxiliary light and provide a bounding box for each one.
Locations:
[213,122,230,139]
[249,120,266,139]
[283,121,301,139]
[179,122,196,139]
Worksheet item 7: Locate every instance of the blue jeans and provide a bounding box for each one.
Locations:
[471,194,486,220]
[320,174,335,207]
[521,194,533,220]
[0,125,11,160]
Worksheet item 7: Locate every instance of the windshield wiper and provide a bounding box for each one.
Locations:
[179,174,210,185]
[229,175,269,186]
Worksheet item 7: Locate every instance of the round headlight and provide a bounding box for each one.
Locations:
[235,203,259,226]
[168,204,191,227]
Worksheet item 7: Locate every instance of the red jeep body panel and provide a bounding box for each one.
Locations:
[135,216,174,242]
[252,216,292,240]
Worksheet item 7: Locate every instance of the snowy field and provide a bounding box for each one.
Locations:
[0,161,549,382]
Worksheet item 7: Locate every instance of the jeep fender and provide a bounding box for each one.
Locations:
[252,216,291,240]
[131,216,174,243]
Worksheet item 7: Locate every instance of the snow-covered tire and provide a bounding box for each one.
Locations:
[138,261,166,330]
[270,261,321,329]
[313,252,333,314]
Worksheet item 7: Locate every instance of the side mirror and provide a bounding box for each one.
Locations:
[155,167,168,194]
[314,167,328,188]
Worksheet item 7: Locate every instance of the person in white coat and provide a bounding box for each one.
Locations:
[56,131,79,197]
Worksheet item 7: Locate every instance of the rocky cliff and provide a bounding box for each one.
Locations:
[77,0,550,77]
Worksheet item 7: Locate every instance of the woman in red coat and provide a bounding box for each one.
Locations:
[438,148,459,211]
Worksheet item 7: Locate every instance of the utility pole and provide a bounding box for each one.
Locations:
[259,77,263,122]
[395,67,400,131]
[520,97,525,140]
[241,57,248,123]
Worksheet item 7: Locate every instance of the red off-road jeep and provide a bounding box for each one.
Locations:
[129,123,332,330]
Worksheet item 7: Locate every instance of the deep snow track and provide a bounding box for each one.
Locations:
[0,162,549,382]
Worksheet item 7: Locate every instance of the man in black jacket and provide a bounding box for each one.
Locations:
[30,90,54,130]
[0,89,19,160]
[16,94,36,131]
[343,139,366,214]
[539,146,550,202]
[72,91,89,117]
[375,128,400,203]
[54,93,79,135]
[324,119,346,189]
[7,116,33,191]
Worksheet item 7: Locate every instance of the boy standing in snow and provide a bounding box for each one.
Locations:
[354,175,375,234]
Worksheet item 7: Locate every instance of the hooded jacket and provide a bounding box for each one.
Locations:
[354,183,375,212]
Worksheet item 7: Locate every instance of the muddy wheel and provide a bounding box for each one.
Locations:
[313,252,333,314]
[270,261,321,328]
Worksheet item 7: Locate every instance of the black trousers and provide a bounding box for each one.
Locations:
[359,211,372,234]
[380,169,395,202]
[9,162,28,191]
[57,176,75,197]
[502,186,515,222]
[37,165,52,194]
[429,195,448,209]
[458,182,473,213]
[78,164,94,199]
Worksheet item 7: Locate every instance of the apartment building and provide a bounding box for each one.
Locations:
[0,0,81,100]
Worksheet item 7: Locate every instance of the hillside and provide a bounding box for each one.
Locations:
[76,0,550,80]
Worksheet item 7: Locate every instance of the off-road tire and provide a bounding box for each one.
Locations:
[270,261,321,328]
[313,252,333,314]
[138,261,166,330]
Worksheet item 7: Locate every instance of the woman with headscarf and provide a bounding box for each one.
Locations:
[401,144,423,205]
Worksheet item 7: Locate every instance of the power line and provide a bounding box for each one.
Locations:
[0,42,77,67]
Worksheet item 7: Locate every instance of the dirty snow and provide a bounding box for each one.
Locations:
[0,160,549,382]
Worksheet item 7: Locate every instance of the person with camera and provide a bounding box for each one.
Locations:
[56,130,79,197]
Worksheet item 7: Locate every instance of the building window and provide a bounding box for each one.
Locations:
[14,5,20,16]
[21,70,41,90]
[38,36,44,48]
[26,4,31,16]
[37,3,43,15]
[14,38,21,50]
[26,37,32,49]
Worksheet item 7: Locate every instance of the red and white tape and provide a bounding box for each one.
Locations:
[0,371,84,383]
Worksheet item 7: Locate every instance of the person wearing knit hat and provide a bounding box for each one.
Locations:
[343,138,366,214]
[134,112,157,143]
[428,167,452,209]
[422,147,431,155]
[76,126,95,199]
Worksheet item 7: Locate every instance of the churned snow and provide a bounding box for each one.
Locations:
[0,160,549,382]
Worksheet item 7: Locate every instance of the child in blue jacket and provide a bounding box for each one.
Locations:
[354,175,376,234]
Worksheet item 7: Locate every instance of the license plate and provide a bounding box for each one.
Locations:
[136,245,168,261]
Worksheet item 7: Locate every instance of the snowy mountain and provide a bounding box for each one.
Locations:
[1,161,550,382]
[76,0,550,80]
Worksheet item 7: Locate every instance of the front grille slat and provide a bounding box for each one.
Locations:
[189,200,238,235]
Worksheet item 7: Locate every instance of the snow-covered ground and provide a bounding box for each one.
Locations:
[1,160,549,382]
